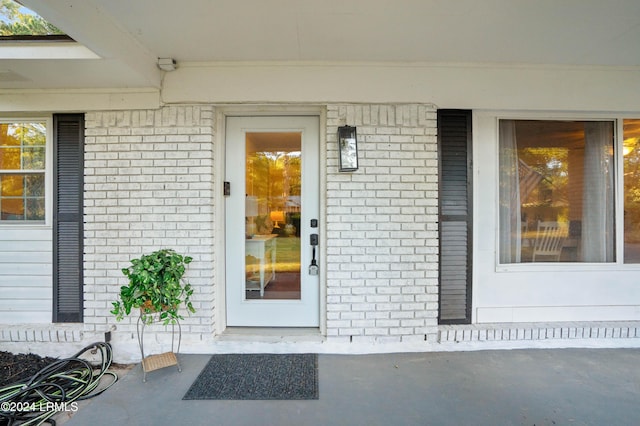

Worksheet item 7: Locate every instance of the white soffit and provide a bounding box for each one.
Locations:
[10,0,640,91]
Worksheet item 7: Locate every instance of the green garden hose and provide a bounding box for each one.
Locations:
[0,342,117,426]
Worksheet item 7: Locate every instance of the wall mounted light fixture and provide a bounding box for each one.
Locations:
[338,125,358,172]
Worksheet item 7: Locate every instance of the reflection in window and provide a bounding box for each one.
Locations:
[0,0,65,36]
[499,120,615,263]
[245,132,302,300]
[624,119,640,263]
[0,122,46,221]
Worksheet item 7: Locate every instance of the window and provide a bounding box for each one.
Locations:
[0,1,65,36]
[499,119,615,263]
[624,119,640,263]
[0,122,46,221]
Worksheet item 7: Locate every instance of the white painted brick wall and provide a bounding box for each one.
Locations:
[84,106,216,347]
[6,103,640,358]
[326,104,440,343]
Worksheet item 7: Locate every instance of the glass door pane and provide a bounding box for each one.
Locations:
[245,132,301,300]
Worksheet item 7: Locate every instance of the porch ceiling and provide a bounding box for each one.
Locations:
[7,0,640,90]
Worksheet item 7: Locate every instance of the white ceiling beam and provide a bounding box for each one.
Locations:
[19,0,161,87]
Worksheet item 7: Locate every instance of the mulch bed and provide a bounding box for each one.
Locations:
[0,351,58,387]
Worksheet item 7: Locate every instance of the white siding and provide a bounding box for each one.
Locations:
[0,228,52,323]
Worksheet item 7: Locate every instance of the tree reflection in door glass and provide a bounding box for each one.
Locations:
[245,132,302,299]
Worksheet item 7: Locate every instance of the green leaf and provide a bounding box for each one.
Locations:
[111,248,196,324]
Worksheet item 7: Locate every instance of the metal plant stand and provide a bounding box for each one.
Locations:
[136,314,182,382]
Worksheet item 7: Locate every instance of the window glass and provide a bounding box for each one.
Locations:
[623,119,640,263]
[499,120,615,263]
[0,147,20,169]
[0,122,46,222]
[0,1,65,36]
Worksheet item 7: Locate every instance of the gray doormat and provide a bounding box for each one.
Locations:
[182,353,318,400]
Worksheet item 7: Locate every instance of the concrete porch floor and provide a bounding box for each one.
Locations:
[62,348,640,426]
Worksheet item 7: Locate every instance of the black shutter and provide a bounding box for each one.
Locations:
[438,110,472,324]
[53,114,84,323]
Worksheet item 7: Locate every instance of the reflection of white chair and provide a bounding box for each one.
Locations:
[532,221,566,262]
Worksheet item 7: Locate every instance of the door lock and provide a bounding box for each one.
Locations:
[309,233,319,275]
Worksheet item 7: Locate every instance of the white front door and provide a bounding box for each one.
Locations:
[225,116,320,327]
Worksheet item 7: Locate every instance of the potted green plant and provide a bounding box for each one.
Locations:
[111,249,196,325]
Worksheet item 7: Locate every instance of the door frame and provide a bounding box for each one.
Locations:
[214,106,327,334]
